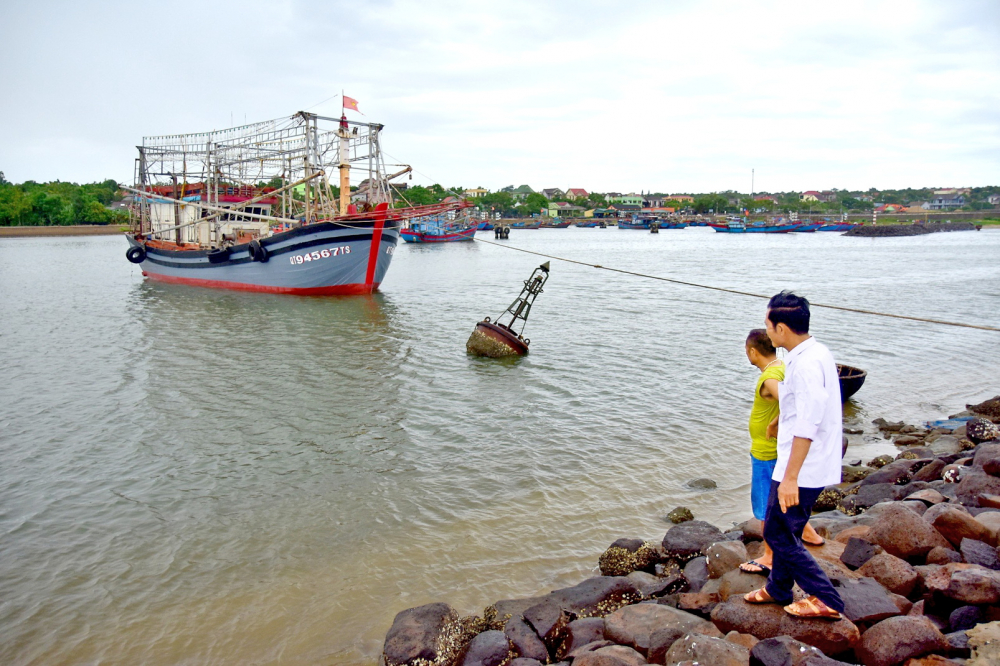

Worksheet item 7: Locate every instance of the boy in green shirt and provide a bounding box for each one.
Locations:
[740,329,823,575]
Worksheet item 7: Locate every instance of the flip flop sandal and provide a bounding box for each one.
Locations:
[784,596,842,620]
[744,588,777,604]
[803,537,826,547]
[738,560,771,576]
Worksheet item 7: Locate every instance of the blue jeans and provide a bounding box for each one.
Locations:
[763,480,845,612]
[750,455,777,521]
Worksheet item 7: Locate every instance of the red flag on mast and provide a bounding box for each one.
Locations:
[343,95,360,113]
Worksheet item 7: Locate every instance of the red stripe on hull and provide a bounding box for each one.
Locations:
[365,203,388,289]
[142,271,379,295]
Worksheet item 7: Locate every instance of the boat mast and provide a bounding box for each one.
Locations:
[338,114,351,215]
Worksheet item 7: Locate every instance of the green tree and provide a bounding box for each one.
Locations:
[517,192,549,216]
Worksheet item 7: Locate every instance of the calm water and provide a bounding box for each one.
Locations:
[1,228,999,664]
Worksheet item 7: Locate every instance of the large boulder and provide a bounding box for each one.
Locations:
[840,536,882,570]
[862,459,925,486]
[663,632,750,665]
[855,616,949,666]
[706,541,748,579]
[833,577,905,625]
[549,576,643,618]
[955,467,1000,506]
[911,459,947,483]
[459,630,511,666]
[717,568,770,600]
[839,484,901,515]
[383,602,464,666]
[662,521,724,562]
[627,571,681,599]
[710,597,861,656]
[867,503,953,559]
[603,603,717,655]
[929,505,997,548]
[486,597,548,630]
[967,418,1000,445]
[857,552,919,596]
[967,395,1000,420]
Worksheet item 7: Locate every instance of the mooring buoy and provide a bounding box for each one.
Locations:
[466,262,550,357]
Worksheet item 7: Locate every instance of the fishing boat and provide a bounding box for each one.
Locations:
[789,222,823,232]
[400,216,476,243]
[540,219,572,228]
[475,221,495,231]
[511,221,542,229]
[837,364,867,401]
[574,221,600,228]
[123,109,468,295]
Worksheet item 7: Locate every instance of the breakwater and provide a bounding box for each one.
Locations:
[844,222,980,237]
[381,397,1000,666]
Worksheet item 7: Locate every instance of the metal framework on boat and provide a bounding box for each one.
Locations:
[129,111,415,242]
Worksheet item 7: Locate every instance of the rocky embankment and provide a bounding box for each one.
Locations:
[380,396,1000,666]
[844,223,979,237]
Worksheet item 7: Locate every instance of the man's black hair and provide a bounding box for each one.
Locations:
[767,290,810,335]
[746,328,776,356]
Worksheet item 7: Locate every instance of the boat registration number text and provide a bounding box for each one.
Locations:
[289,246,351,264]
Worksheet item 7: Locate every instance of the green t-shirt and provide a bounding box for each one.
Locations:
[749,362,785,461]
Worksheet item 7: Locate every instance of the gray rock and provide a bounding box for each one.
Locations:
[504,617,547,662]
[662,521,725,562]
[948,605,982,633]
[839,536,881,570]
[960,537,1000,570]
[911,458,947,483]
[663,632,750,665]
[832,576,904,624]
[944,566,1000,604]
[508,659,543,666]
[749,636,835,665]
[488,597,548,630]
[718,568,769,601]
[813,487,844,513]
[626,571,678,599]
[945,630,971,658]
[459,630,510,666]
[682,557,708,593]
[867,454,895,469]
[855,615,949,666]
[383,602,461,666]
[686,478,717,490]
[648,625,687,664]
[841,465,872,483]
[929,505,996,548]
[557,618,606,661]
[861,459,925,486]
[666,507,694,524]
[838,483,900,515]
[705,541,748,579]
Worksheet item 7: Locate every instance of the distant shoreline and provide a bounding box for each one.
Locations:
[0,226,127,238]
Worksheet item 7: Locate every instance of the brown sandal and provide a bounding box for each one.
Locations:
[784,596,842,620]
[744,588,776,604]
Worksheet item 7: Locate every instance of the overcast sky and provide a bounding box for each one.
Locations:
[2,0,998,194]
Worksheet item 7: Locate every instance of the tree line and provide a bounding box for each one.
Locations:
[0,173,128,226]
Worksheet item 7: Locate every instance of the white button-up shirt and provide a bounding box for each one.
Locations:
[772,337,843,488]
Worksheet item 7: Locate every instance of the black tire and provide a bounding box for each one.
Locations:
[248,240,269,263]
[207,248,230,264]
[126,245,146,264]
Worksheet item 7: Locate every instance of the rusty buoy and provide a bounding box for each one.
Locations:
[466,262,550,357]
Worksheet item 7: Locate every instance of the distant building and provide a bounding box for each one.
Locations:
[463,187,488,198]
[502,184,535,201]
[754,195,778,204]
[669,194,694,203]
[800,191,821,202]
[875,203,906,213]
[818,191,837,203]
[615,193,644,206]
[988,194,1000,205]
[925,189,969,210]
[547,202,586,217]
[540,188,565,200]
[566,188,589,199]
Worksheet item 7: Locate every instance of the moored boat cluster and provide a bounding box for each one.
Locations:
[381,396,1000,666]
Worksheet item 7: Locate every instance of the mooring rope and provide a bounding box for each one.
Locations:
[472,237,1000,333]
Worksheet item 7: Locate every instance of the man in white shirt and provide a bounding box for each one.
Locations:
[744,291,845,620]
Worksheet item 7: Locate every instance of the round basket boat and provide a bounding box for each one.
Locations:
[837,364,867,402]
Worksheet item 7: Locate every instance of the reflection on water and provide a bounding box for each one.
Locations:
[0,231,998,664]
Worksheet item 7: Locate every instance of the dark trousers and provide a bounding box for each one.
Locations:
[763,480,844,612]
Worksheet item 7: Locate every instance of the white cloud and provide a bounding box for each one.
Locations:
[1,0,997,192]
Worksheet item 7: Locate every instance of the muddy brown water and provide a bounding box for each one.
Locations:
[1,229,998,664]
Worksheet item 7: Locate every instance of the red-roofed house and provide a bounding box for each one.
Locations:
[566,188,589,199]
[800,191,821,202]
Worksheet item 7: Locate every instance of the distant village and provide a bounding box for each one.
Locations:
[395,183,1000,219]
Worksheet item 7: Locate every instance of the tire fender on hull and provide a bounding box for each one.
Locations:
[248,240,269,263]
[126,245,146,264]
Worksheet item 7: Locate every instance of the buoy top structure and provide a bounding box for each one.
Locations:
[466,262,550,357]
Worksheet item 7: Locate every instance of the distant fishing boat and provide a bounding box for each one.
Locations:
[122,109,468,295]
[540,220,572,228]
[574,221,600,228]
[400,216,476,243]
[789,222,823,232]
[475,221,494,231]
[511,221,542,229]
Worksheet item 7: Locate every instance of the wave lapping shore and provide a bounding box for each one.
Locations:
[380,396,1000,666]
